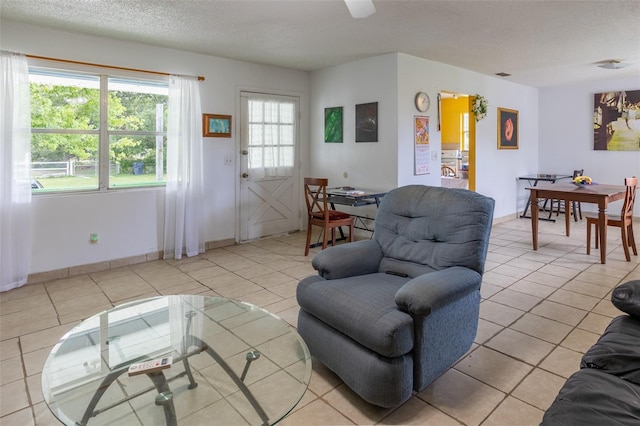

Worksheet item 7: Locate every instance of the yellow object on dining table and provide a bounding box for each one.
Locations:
[572,175,593,185]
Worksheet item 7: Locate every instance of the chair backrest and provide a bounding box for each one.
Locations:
[373,185,495,276]
[441,166,455,177]
[622,176,638,220]
[304,177,329,222]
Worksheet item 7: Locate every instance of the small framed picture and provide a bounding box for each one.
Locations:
[497,107,518,149]
[203,114,232,138]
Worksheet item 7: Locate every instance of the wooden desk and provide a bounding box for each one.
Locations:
[527,182,627,264]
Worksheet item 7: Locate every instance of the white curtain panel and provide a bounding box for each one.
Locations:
[0,51,32,292]
[164,75,205,260]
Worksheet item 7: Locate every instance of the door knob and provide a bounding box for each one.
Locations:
[242,173,249,178]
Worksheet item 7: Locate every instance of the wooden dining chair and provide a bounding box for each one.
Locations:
[586,177,638,261]
[441,165,456,177]
[304,177,355,256]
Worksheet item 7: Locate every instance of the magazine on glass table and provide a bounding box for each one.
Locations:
[328,186,365,196]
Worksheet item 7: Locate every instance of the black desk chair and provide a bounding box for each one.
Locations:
[552,169,584,221]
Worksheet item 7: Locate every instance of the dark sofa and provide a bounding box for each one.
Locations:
[541,279,640,425]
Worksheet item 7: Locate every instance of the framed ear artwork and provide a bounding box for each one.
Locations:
[203,114,232,138]
[497,107,518,149]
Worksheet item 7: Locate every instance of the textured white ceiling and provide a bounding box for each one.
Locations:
[2,0,639,87]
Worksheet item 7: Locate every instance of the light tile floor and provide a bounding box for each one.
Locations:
[1,217,639,425]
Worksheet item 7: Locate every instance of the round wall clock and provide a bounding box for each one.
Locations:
[415,92,430,112]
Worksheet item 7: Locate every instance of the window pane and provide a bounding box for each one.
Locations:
[108,78,168,132]
[109,135,166,188]
[31,134,99,192]
[280,103,294,123]
[280,147,294,167]
[249,101,263,121]
[30,70,100,130]
[264,124,278,145]
[248,147,263,169]
[280,124,293,145]
[249,124,263,146]
[264,101,278,123]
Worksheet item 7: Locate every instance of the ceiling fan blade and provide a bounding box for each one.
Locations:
[344,0,376,19]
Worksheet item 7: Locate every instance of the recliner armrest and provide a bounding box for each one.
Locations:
[395,267,482,316]
[312,240,383,280]
[612,280,640,319]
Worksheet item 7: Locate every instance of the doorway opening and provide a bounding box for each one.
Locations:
[439,91,476,191]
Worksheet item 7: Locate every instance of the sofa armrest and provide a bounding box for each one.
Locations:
[311,240,383,280]
[394,267,482,316]
[612,280,640,319]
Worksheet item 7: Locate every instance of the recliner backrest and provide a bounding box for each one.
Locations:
[374,185,495,276]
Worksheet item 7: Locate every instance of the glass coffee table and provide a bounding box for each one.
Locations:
[42,295,311,425]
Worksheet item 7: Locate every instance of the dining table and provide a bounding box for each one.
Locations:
[527,182,628,264]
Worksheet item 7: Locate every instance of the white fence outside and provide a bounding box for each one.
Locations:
[31,160,120,177]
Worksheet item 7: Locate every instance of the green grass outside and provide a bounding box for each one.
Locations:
[33,174,166,192]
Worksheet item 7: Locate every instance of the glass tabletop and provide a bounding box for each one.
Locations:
[42,295,311,426]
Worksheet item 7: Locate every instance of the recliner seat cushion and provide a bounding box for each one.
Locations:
[297,273,413,357]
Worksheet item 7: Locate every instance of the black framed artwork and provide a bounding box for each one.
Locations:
[355,102,378,142]
[497,107,518,149]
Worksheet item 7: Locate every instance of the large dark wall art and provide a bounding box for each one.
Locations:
[594,90,640,151]
[355,102,378,142]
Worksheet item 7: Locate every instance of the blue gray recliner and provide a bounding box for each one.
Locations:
[296,185,495,407]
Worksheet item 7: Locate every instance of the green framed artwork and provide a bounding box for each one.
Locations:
[324,106,343,143]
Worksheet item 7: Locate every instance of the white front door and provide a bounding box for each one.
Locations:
[239,93,299,241]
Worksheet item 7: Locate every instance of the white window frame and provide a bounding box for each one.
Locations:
[28,60,169,194]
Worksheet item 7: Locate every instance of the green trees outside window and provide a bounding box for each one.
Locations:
[30,69,168,192]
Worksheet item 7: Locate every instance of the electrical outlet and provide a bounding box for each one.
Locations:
[224,155,232,166]
[89,233,99,244]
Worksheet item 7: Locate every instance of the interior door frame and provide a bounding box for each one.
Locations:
[439,90,476,192]
[234,86,305,242]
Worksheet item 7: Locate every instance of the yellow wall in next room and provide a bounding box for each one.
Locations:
[441,96,469,148]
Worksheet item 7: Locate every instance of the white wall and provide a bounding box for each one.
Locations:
[4,18,636,274]
[310,53,540,220]
[539,76,640,216]
[397,53,539,220]
[1,20,311,273]
[309,54,399,190]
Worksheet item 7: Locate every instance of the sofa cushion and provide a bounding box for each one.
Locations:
[296,272,413,357]
[541,368,640,425]
[581,314,640,386]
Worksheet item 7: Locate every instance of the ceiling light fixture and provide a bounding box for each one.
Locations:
[597,60,631,70]
[344,0,376,19]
